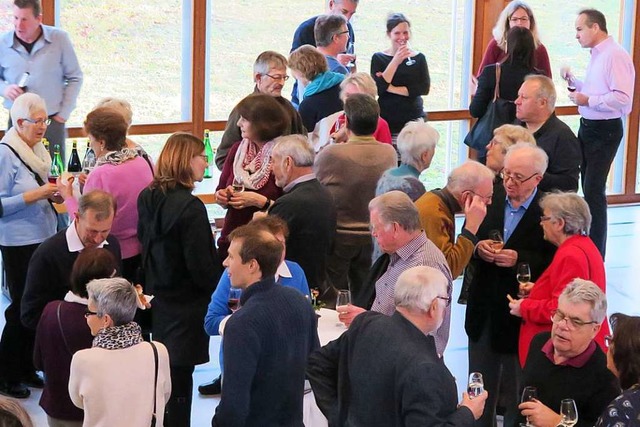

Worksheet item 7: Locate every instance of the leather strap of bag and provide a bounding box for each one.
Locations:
[56,301,74,356]
[493,63,502,101]
[149,341,159,427]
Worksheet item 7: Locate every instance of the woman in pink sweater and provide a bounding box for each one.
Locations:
[59,107,154,281]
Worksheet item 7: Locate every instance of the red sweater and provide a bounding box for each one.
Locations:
[518,234,610,366]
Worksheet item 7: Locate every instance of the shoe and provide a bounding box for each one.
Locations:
[0,381,30,399]
[198,376,222,395]
[22,372,44,388]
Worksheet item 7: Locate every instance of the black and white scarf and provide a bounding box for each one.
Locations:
[92,321,143,350]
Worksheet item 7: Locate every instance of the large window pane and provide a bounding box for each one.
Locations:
[0,4,13,126]
[58,0,186,127]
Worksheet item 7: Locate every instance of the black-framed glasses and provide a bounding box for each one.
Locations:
[84,309,98,318]
[436,296,452,307]
[550,309,598,330]
[336,30,350,37]
[23,118,51,126]
[500,170,539,185]
[604,334,613,348]
[509,16,530,23]
[263,73,289,81]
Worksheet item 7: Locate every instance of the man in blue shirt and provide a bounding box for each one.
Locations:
[314,14,350,76]
[0,0,83,159]
[465,143,556,427]
[289,0,357,107]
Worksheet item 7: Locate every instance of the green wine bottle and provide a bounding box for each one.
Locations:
[204,129,213,178]
[49,143,65,183]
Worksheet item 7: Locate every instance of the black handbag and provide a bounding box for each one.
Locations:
[464,64,515,150]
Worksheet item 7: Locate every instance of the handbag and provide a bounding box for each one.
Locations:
[464,64,515,150]
[149,341,159,427]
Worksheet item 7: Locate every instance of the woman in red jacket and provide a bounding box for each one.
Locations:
[509,192,610,365]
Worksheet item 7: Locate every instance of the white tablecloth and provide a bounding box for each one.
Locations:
[304,308,347,426]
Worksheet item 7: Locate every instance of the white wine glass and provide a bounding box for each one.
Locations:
[517,263,532,298]
[521,386,537,427]
[336,290,351,327]
[488,229,504,253]
[346,41,355,68]
[232,176,245,193]
[560,399,578,427]
[467,372,484,399]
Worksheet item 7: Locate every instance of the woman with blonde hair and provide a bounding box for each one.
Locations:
[485,124,535,174]
[476,0,551,77]
[138,132,222,426]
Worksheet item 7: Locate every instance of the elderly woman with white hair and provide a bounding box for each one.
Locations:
[69,278,171,427]
[509,192,610,365]
[376,120,439,200]
[0,93,59,399]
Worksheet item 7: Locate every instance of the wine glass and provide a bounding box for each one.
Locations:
[488,229,504,253]
[336,290,351,326]
[404,42,416,66]
[232,176,245,193]
[517,263,532,298]
[345,41,356,68]
[521,386,537,427]
[228,288,242,313]
[467,372,484,399]
[560,399,578,427]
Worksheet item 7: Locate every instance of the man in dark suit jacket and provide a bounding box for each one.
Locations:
[465,143,556,427]
[308,266,487,427]
[268,135,337,299]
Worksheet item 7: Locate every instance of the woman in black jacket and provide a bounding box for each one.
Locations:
[138,132,222,426]
[469,26,539,163]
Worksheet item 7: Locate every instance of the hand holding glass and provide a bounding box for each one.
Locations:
[517,263,532,298]
[467,372,484,398]
[521,386,537,427]
[488,230,504,252]
[336,290,351,326]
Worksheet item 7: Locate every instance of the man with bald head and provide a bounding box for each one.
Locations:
[465,143,556,427]
[308,266,487,427]
[415,160,495,279]
[515,75,580,192]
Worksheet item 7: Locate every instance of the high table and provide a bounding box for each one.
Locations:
[303,308,347,427]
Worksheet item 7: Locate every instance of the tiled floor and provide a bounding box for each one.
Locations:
[2,204,639,426]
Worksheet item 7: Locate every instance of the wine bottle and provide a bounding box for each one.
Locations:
[49,144,64,183]
[82,141,96,173]
[67,139,82,172]
[204,128,213,178]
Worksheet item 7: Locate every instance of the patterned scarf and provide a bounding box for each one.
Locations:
[96,147,139,167]
[92,321,143,350]
[232,138,275,190]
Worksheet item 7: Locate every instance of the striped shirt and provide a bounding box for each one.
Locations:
[371,232,453,355]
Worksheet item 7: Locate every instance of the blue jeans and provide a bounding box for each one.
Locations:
[578,117,623,258]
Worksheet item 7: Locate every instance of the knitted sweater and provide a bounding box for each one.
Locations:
[213,277,319,427]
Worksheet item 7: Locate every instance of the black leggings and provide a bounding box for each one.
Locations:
[164,365,194,427]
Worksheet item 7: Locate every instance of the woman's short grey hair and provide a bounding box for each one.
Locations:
[559,278,607,324]
[397,121,439,170]
[340,72,378,99]
[376,174,426,202]
[447,160,496,195]
[505,142,548,175]
[86,278,138,326]
[394,266,448,312]
[272,135,314,167]
[540,192,591,236]
[369,190,421,232]
[10,92,47,125]
[94,97,133,127]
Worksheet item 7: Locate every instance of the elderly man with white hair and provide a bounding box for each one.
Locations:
[308,265,488,427]
[517,279,619,427]
[376,121,439,200]
[465,142,556,427]
[416,160,495,279]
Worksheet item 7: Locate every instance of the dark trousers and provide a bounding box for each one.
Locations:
[164,365,194,427]
[325,241,373,305]
[0,244,40,383]
[468,321,521,427]
[578,117,623,258]
[8,114,68,160]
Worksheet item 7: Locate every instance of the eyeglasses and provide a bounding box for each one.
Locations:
[23,118,51,126]
[336,30,350,37]
[436,296,451,307]
[509,16,530,24]
[84,309,98,318]
[500,170,539,185]
[263,73,290,81]
[466,190,493,204]
[604,335,613,348]
[550,309,598,330]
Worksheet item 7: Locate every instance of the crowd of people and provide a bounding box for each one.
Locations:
[0,0,638,426]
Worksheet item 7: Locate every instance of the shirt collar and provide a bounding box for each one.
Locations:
[283,173,316,193]
[542,338,597,368]
[275,260,292,281]
[65,220,109,253]
[505,187,538,211]
[395,233,428,261]
[347,135,378,145]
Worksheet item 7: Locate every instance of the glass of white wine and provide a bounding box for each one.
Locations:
[336,290,351,327]
[517,263,531,298]
[560,399,578,427]
[232,176,245,193]
[488,229,504,253]
[467,372,484,399]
